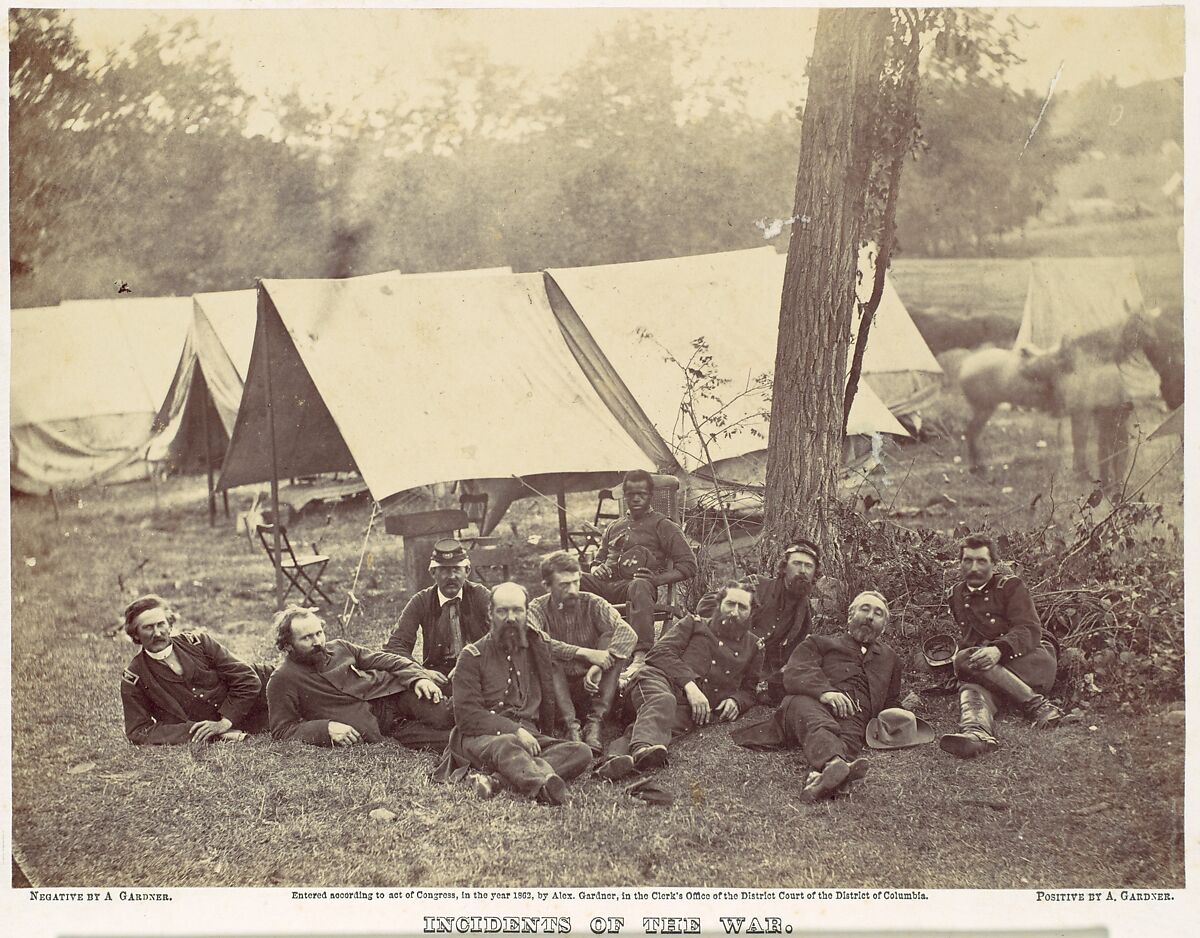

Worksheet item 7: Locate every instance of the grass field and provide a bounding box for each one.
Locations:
[9,396,1185,888]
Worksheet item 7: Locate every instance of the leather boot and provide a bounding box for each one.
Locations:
[939,685,999,759]
[582,720,604,753]
[975,663,1040,707]
[564,722,583,743]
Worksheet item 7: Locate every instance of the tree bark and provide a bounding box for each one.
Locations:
[761,8,890,578]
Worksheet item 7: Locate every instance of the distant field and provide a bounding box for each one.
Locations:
[891,242,1183,353]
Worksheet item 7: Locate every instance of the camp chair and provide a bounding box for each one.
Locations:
[567,488,623,567]
[256,524,333,605]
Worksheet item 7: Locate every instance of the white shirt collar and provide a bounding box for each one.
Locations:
[144,644,177,661]
[437,589,462,607]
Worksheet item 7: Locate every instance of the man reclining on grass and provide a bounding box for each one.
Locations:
[731,591,904,803]
[267,607,452,750]
[120,595,271,746]
[594,580,763,781]
[436,582,594,806]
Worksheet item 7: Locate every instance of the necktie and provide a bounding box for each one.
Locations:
[444,597,464,658]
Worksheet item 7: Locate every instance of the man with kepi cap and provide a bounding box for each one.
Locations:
[695,540,819,706]
[732,590,904,802]
[385,538,490,688]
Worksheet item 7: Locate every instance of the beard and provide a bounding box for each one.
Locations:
[846,618,880,645]
[713,612,749,642]
[784,575,813,600]
[495,621,526,653]
[290,645,328,665]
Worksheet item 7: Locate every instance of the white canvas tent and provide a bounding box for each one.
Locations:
[10,297,192,494]
[216,273,661,536]
[545,248,910,487]
[152,268,511,485]
[1015,258,1161,400]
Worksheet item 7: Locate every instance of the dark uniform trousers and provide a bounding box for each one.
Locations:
[373,689,456,750]
[775,695,869,770]
[607,667,697,756]
[461,725,593,797]
[579,575,658,651]
[552,660,621,729]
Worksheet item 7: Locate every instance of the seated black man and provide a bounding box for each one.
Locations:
[119,595,270,745]
[267,607,453,750]
[596,580,762,780]
[436,582,594,805]
[581,469,697,683]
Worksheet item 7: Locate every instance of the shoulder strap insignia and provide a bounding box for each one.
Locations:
[180,631,203,645]
[121,668,140,686]
[463,643,482,657]
[994,574,1016,589]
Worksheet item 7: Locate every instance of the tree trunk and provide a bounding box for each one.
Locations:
[761,8,890,579]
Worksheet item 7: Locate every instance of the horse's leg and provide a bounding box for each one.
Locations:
[966,405,994,473]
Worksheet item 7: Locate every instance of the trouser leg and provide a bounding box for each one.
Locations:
[777,694,865,769]
[537,737,594,782]
[378,688,455,751]
[953,649,1046,713]
[461,734,557,799]
[625,578,658,651]
[627,669,690,752]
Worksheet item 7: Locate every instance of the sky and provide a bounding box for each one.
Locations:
[63,3,1186,133]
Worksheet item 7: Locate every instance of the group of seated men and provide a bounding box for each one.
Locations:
[120,469,1064,806]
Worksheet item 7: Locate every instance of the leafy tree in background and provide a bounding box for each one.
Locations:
[893,74,1074,256]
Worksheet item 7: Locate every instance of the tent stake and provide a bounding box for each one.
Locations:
[259,281,286,610]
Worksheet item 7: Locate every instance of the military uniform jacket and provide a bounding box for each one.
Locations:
[384,580,491,673]
[781,633,901,717]
[696,576,812,680]
[949,573,1043,663]
[642,614,763,714]
[595,509,698,581]
[267,640,434,746]
[450,628,558,739]
[120,632,262,745]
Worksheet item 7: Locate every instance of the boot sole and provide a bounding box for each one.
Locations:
[633,745,669,772]
[537,774,568,806]
[845,758,870,784]
[800,759,851,803]
[938,734,997,759]
[596,755,635,781]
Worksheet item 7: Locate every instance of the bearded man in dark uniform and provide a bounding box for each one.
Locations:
[696,540,819,706]
[939,534,1063,759]
[437,582,594,805]
[119,595,270,745]
[596,580,763,780]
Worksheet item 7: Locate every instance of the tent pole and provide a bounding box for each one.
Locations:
[259,281,285,610]
[201,373,216,527]
[556,483,569,549]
